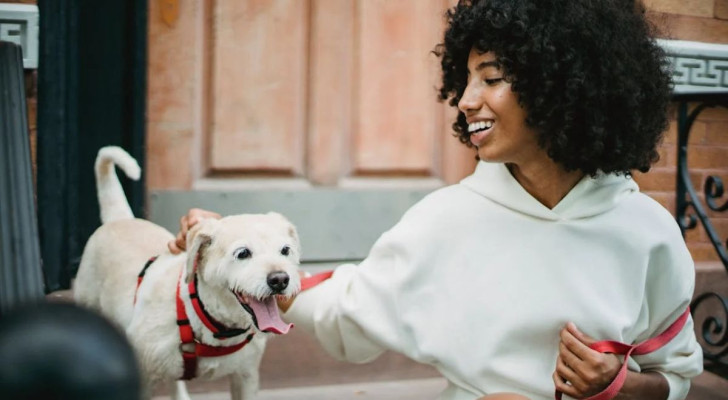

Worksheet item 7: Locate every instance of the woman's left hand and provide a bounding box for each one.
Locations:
[552,322,621,399]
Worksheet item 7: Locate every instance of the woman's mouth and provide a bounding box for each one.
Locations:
[468,120,493,147]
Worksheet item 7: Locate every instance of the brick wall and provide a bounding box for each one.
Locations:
[634,1,728,262]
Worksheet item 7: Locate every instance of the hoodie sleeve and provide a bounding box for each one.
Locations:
[282,198,440,364]
[630,233,703,400]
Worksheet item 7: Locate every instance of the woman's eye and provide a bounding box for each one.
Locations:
[281,245,291,256]
[485,78,503,86]
[233,247,252,260]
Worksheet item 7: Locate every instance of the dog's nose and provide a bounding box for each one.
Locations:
[267,271,290,293]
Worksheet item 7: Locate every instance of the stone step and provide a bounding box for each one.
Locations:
[153,377,448,400]
[51,260,728,398]
[152,372,728,400]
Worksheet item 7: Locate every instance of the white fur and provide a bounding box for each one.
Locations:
[75,147,301,400]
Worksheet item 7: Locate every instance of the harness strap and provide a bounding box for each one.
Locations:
[188,275,249,338]
[134,256,158,305]
[555,307,690,400]
[176,269,255,380]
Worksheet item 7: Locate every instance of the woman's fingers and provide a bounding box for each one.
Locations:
[167,208,222,254]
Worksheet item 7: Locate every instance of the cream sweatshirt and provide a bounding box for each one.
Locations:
[283,161,703,400]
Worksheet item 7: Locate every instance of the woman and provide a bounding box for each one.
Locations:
[169,0,703,398]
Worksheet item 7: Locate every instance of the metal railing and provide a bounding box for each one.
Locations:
[674,93,728,376]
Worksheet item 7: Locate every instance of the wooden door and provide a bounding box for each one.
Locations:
[146,0,475,265]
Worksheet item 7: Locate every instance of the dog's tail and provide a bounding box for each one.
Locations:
[94,146,141,224]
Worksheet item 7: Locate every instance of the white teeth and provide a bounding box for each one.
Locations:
[468,120,493,133]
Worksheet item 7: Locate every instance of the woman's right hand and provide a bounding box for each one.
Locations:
[167,208,222,254]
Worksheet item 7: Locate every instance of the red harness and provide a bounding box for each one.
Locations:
[135,256,255,380]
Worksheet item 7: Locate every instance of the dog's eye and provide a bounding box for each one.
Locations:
[233,247,252,260]
[281,245,291,256]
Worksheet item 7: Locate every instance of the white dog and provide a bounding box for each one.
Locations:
[74,146,301,400]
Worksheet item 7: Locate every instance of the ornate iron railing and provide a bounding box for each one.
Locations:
[661,37,728,376]
[674,93,728,376]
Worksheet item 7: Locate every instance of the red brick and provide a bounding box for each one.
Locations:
[688,242,722,262]
[654,144,676,168]
[643,0,714,18]
[697,106,728,122]
[645,191,677,213]
[716,0,728,19]
[663,117,707,145]
[686,146,728,169]
[706,122,728,145]
[689,121,708,145]
[634,168,704,192]
[663,120,678,145]
[648,11,728,44]
[634,168,677,192]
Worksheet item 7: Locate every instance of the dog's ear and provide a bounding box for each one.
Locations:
[267,212,301,256]
[185,219,219,283]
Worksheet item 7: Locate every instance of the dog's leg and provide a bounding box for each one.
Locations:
[230,371,259,400]
[170,380,192,400]
[140,378,158,400]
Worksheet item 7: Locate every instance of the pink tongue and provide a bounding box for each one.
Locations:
[248,297,293,334]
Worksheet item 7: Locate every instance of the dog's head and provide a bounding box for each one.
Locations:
[184,212,301,334]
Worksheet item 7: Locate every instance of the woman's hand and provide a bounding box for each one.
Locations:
[167,208,222,254]
[553,322,621,399]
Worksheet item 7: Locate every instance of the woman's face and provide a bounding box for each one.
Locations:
[458,48,542,166]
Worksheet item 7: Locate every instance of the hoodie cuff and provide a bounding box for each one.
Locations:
[281,276,336,334]
[657,370,690,400]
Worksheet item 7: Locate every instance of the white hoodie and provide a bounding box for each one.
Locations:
[283,161,703,400]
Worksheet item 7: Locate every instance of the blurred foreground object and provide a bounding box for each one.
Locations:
[0,302,141,400]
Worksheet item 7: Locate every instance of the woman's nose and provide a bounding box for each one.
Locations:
[458,85,480,114]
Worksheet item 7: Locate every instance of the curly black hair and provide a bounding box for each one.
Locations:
[436,0,672,175]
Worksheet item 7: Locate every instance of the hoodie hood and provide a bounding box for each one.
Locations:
[460,162,638,221]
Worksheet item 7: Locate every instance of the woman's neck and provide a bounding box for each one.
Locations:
[506,159,585,210]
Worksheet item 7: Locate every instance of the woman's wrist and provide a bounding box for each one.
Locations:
[615,370,669,400]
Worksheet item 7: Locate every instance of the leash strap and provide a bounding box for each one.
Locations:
[555,307,690,400]
[300,270,334,291]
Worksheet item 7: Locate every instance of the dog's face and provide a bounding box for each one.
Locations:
[185,212,301,334]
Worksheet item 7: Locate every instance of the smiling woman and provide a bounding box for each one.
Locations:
[171,1,703,399]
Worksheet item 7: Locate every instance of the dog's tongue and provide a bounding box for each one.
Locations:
[248,297,292,334]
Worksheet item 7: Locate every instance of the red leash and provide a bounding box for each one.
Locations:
[300,270,334,291]
[555,307,690,400]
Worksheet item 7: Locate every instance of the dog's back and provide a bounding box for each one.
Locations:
[74,147,174,327]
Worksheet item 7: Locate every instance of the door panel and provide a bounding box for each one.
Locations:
[210,0,308,174]
[147,0,477,260]
[354,0,445,175]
